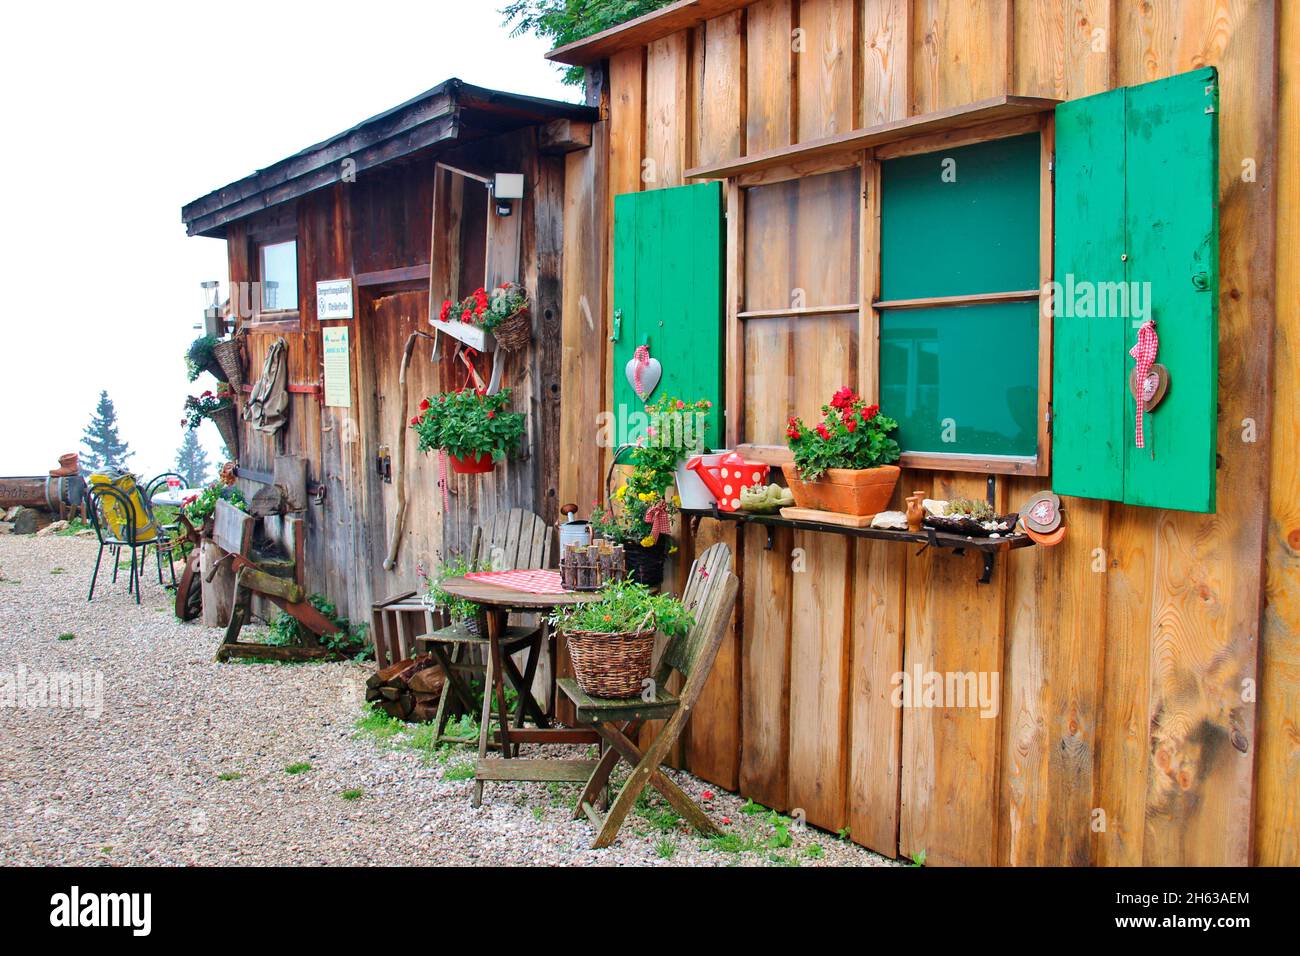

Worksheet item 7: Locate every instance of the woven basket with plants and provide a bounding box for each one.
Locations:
[212,337,245,389]
[185,335,225,382]
[183,383,239,458]
[549,580,694,698]
[590,442,681,587]
[437,281,531,352]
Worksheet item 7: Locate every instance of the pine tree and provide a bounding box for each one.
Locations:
[174,430,211,487]
[81,390,134,473]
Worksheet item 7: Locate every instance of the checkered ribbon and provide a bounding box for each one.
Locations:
[1129,320,1159,449]
[438,449,450,513]
[644,501,672,544]
[633,345,651,398]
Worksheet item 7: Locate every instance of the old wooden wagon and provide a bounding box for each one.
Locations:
[183,1,1298,867]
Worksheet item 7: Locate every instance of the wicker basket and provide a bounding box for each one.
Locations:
[624,539,666,587]
[492,304,532,352]
[212,338,244,389]
[209,405,240,458]
[565,625,657,698]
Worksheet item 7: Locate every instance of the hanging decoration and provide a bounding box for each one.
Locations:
[1129,320,1160,449]
[625,344,662,401]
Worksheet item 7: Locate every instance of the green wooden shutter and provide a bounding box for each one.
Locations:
[612,182,725,453]
[1052,67,1219,513]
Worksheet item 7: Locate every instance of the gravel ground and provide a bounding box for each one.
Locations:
[0,535,897,867]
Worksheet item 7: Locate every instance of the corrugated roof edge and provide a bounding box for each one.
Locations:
[181,78,595,238]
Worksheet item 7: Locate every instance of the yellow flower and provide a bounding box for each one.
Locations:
[615,484,628,499]
[638,492,653,502]
[672,495,681,507]
[668,544,678,555]
[640,535,655,547]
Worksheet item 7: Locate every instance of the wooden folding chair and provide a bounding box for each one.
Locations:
[415,508,554,747]
[558,542,738,849]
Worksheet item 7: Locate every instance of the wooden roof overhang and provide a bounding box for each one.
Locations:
[547,0,760,66]
[181,79,597,239]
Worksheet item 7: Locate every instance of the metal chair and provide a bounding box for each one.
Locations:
[86,482,177,604]
[144,471,187,563]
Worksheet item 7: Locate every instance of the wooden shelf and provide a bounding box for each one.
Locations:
[684,95,1059,182]
[682,505,1034,584]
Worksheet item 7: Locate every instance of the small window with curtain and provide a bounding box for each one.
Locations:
[258,239,299,313]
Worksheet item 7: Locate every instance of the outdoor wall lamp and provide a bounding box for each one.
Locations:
[493,172,524,216]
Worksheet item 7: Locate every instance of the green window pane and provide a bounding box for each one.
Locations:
[879,301,1040,457]
[880,133,1040,300]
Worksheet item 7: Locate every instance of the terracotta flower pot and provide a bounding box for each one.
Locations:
[781,462,901,516]
[449,451,496,474]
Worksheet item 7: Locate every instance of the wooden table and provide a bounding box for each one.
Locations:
[438,575,600,806]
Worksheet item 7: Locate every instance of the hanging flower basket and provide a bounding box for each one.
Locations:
[449,452,495,474]
[491,301,531,352]
[434,282,531,353]
[212,338,245,390]
[209,406,240,458]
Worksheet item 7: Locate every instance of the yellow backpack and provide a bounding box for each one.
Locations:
[88,473,161,543]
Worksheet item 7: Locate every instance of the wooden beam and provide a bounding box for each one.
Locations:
[685,94,1058,181]
[873,289,1040,310]
[539,118,594,154]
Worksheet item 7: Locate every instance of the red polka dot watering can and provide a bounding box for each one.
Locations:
[685,452,770,512]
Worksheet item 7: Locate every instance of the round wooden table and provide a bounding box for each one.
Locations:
[438,574,600,805]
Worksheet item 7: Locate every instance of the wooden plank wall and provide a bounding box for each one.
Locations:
[584,0,1290,865]
[227,130,568,625]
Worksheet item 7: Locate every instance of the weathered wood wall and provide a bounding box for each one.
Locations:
[226,129,568,624]
[561,0,1293,865]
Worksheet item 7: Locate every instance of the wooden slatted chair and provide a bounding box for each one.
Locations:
[416,508,554,747]
[559,542,738,849]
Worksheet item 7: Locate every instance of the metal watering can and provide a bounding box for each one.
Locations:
[558,503,593,550]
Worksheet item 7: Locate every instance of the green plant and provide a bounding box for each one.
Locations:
[423,554,485,625]
[284,762,312,775]
[340,788,365,801]
[185,335,218,382]
[502,1,678,86]
[180,480,246,527]
[182,383,236,430]
[57,632,75,641]
[946,497,995,521]
[218,771,243,781]
[654,838,676,859]
[410,387,526,462]
[786,386,901,481]
[806,843,824,860]
[548,579,693,638]
[444,761,476,781]
[436,281,528,334]
[911,849,928,867]
[267,593,370,660]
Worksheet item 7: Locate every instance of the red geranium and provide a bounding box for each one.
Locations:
[786,388,900,481]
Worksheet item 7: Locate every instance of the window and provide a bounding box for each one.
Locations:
[258,240,298,312]
[877,133,1043,462]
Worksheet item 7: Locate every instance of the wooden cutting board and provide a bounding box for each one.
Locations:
[779,507,877,528]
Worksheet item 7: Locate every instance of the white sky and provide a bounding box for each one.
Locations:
[0,0,574,479]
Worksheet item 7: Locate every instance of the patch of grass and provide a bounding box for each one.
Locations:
[340,788,365,801]
[217,771,243,782]
[284,762,312,775]
[50,567,66,575]
[740,798,768,816]
[768,852,801,867]
[654,838,676,860]
[531,806,545,821]
[704,832,760,855]
[635,789,683,833]
[57,633,76,642]
[444,761,475,781]
[806,842,824,860]
[353,704,406,743]
[101,846,112,854]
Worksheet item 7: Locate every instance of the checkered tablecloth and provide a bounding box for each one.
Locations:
[463,569,567,594]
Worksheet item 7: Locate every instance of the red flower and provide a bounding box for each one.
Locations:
[461,310,472,323]
[830,386,856,410]
[862,403,880,421]
[487,410,496,419]
[702,790,714,801]
[845,418,857,433]
[816,423,830,440]
[721,816,732,826]
[409,416,421,426]
[439,300,452,322]
[786,426,801,440]
[418,398,430,411]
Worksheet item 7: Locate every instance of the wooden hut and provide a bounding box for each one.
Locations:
[547,0,1295,867]
[182,80,597,620]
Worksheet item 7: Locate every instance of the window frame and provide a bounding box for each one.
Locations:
[725,114,1054,477]
[247,223,301,331]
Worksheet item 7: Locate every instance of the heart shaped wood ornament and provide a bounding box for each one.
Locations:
[1130,362,1170,411]
[626,351,662,400]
